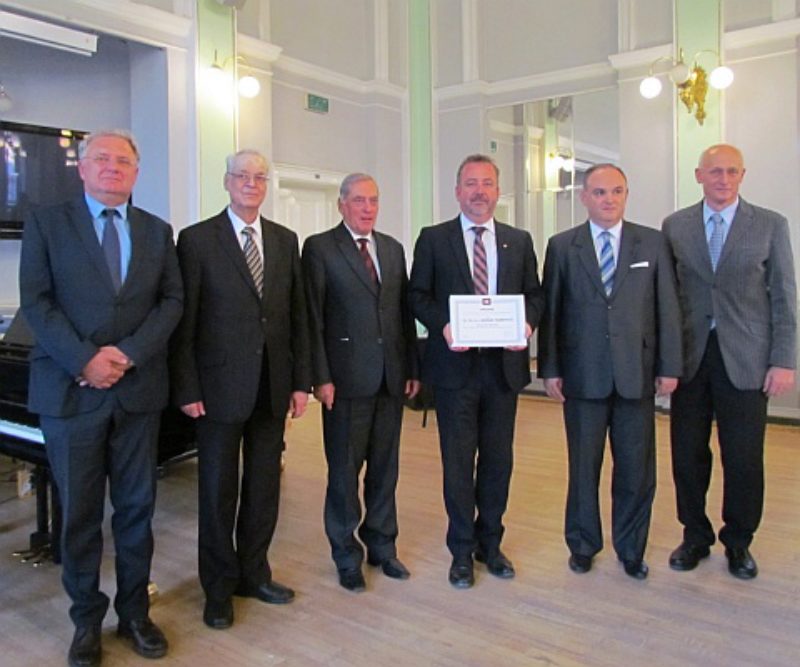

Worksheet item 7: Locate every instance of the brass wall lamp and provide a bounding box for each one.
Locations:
[639,49,733,125]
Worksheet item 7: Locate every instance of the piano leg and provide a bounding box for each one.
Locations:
[12,464,60,565]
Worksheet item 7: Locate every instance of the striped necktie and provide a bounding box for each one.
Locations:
[102,208,122,293]
[472,226,489,295]
[708,213,725,271]
[357,238,379,286]
[599,231,615,296]
[242,226,263,296]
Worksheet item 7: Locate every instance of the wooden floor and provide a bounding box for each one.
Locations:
[1,396,798,667]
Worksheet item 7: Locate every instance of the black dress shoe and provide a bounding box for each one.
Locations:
[117,618,168,659]
[203,598,233,630]
[338,567,366,592]
[669,541,711,571]
[368,556,410,580]
[448,558,474,589]
[235,580,295,604]
[621,559,649,580]
[474,548,515,579]
[725,547,758,580]
[568,554,592,574]
[68,625,101,667]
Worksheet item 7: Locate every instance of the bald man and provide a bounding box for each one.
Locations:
[662,144,796,580]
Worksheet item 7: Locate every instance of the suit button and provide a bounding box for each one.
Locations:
[377,338,383,344]
[255,349,262,356]
[261,317,266,323]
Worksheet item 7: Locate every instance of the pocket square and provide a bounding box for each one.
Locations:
[630,261,649,268]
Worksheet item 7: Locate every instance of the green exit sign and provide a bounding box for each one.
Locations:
[306,93,329,114]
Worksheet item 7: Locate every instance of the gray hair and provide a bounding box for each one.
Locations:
[78,129,140,162]
[456,154,499,186]
[226,149,269,174]
[339,173,378,200]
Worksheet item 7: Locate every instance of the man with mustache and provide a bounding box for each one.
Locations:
[409,154,543,588]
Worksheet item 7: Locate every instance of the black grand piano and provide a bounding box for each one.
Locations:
[0,311,196,564]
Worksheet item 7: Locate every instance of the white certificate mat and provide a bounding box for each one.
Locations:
[449,294,526,348]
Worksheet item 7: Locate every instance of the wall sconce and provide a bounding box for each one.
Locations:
[547,151,575,173]
[0,81,12,112]
[639,49,733,125]
[209,50,261,99]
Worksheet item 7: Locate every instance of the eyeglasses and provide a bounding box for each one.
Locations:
[83,154,137,168]
[228,172,269,185]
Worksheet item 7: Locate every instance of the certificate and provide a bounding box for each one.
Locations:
[449,294,527,348]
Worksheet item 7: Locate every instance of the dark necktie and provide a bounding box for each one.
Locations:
[102,208,121,293]
[599,231,615,296]
[708,213,725,271]
[242,226,263,295]
[472,226,488,295]
[357,238,379,286]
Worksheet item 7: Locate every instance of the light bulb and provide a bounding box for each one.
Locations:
[238,75,261,98]
[639,76,662,99]
[709,65,734,90]
[0,86,12,113]
[669,62,691,84]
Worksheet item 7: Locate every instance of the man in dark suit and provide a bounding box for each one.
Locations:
[538,163,682,580]
[170,150,311,629]
[302,173,419,592]
[20,130,182,667]
[409,154,543,589]
[662,144,796,580]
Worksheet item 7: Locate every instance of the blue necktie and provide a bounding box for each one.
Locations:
[708,213,725,271]
[599,231,615,296]
[102,208,121,293]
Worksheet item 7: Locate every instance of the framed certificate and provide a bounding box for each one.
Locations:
[449,294,527,348]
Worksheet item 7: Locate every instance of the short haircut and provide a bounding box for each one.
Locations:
[226,149,268,174]
[78,129,140,162]
[456,154,500,186]
[697,144,744,169]
[339,173,377,200]
[583,163,627,186]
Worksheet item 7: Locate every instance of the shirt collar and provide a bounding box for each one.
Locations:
[227,206,262,239]
[342,221,374,244]
[85,193,127,221]
[703,198,738,226]
[589,219,622,241]
[460,213,495,235]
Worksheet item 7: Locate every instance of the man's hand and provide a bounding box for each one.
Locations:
[290,391,309,418]
[314,383,335,410]
[405,379,421,400]
[506,322,533,351]
[180,401,206,419]
[80,346,131,389]
[763,366,795,397]
[655,376,678,396]
[443,323,469,352]
[544,377,565,402]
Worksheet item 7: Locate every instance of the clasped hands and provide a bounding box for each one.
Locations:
[78,345,132,389]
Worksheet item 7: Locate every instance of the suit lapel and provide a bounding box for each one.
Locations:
[69,198,118,295]
[717,199,752,272]
[574,222,607,298]
[214,212,261,298]
[334,222,379,296]
[447,218,474,292]
[260,217,281,303]
[684,202,714,279]
[611,221,640,297]
[121,206,146,296]
[495,223,510,294]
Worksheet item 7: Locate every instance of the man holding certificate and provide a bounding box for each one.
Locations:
[409,154,543,589]
[537,164,682,580]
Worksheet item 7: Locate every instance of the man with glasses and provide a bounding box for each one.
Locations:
[171,149,311,629]
[302,173,419,592]
[20,129,183,666]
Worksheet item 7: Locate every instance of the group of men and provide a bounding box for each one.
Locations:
[18,130,796,667]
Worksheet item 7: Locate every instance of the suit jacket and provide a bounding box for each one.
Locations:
[408,216,544,392]
[662,198,797,389]
[537,220,682,400]
[302,222,418,399]
[19,196,184,417]
[170,210,311,422]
